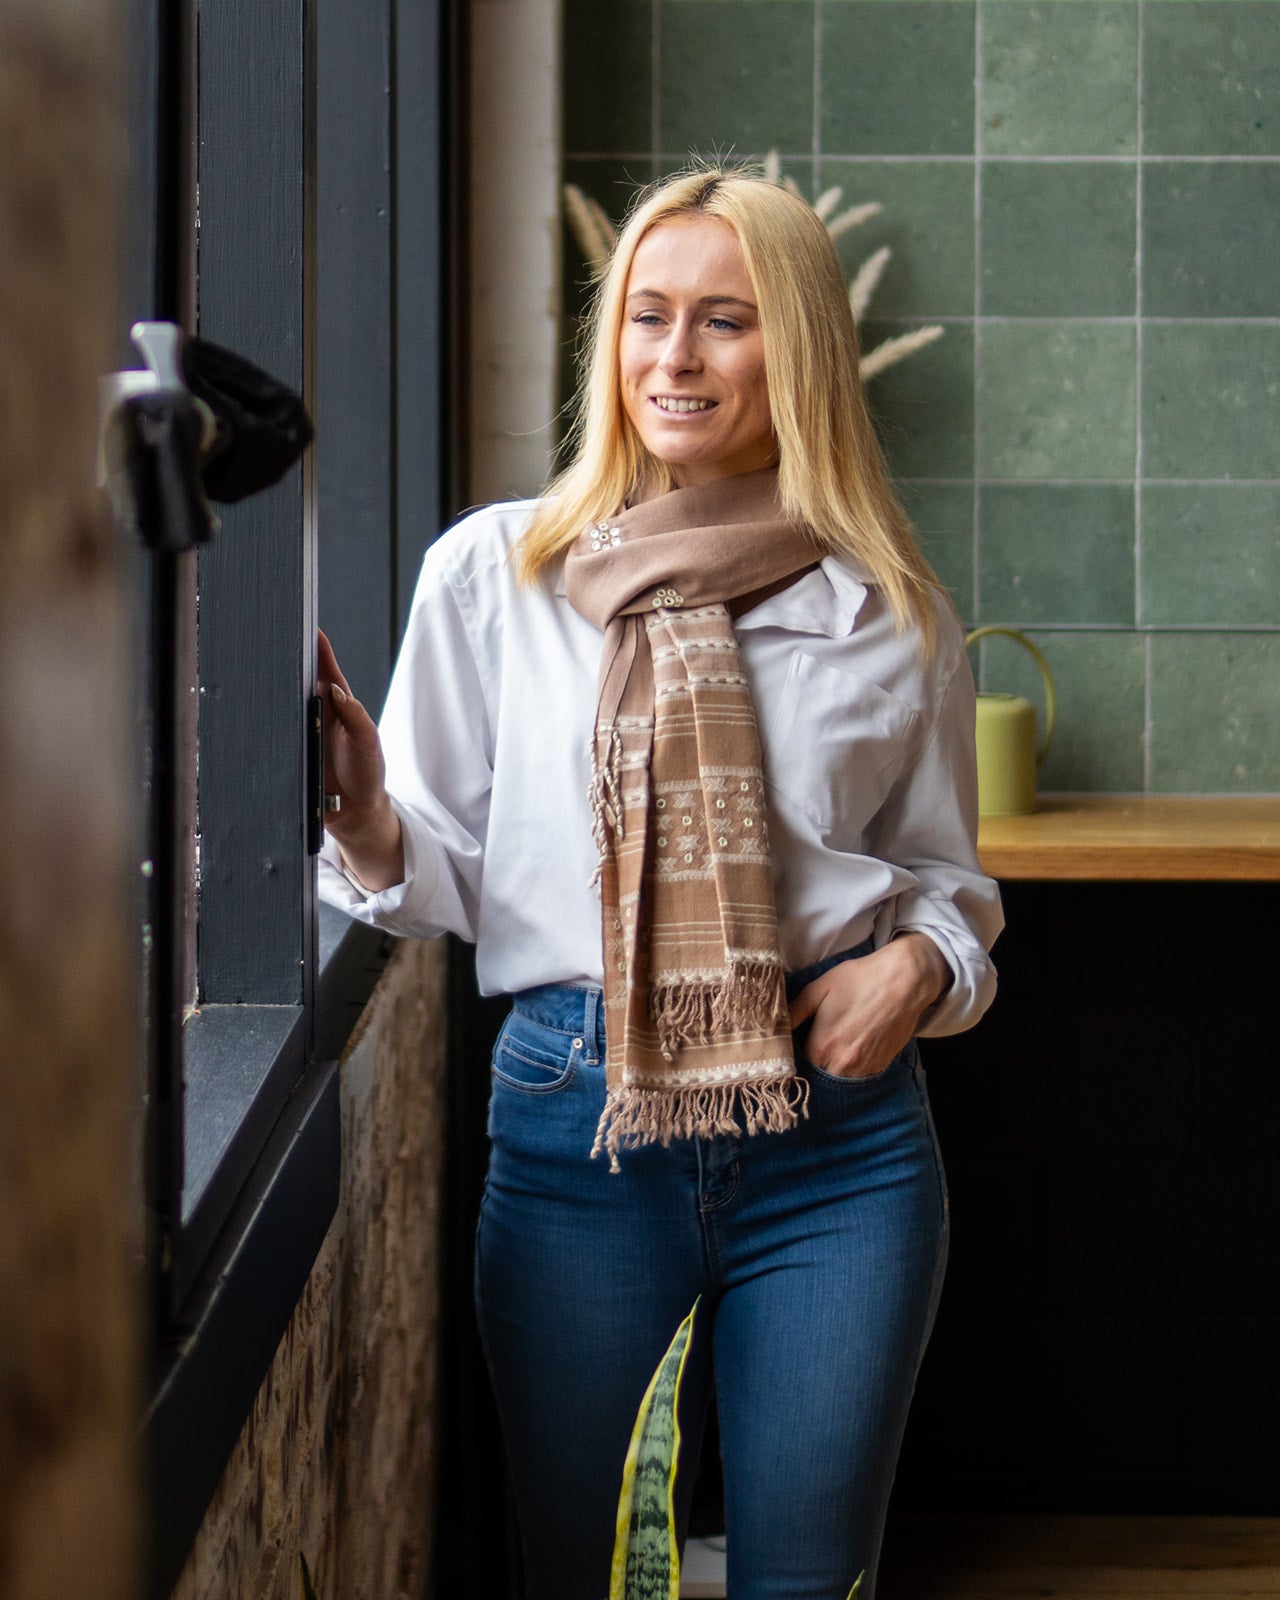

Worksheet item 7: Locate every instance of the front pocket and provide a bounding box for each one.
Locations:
[800,1036,917,1091]
[491,1012,580,1093]
[764,651,920,840]
[803,1053,897,1089]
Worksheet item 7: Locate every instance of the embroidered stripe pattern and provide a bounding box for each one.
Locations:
[562,468,822,1167]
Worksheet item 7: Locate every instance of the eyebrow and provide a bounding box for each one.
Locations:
[626,290,758,311]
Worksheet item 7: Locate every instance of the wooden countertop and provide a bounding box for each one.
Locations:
[976,795,1280,881]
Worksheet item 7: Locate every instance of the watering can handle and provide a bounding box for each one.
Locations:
[964,626,1057,764]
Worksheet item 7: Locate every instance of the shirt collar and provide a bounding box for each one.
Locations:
[555,555,868,638]
[734,557,867,637]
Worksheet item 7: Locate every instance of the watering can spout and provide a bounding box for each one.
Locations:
[964,626,1057,816]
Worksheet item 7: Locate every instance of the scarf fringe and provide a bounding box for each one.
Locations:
[591,1076,810,1174]
[650,962,788,1055]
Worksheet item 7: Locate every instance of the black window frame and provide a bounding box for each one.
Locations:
[123,2,466,1593]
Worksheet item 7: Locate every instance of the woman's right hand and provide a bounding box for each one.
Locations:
[318,628,405,891]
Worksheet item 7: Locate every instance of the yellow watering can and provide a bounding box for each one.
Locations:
[964,626,1057,816]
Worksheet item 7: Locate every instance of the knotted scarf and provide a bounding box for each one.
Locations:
[562,468,822,1169]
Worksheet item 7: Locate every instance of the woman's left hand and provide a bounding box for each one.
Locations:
[788,933,951,1080]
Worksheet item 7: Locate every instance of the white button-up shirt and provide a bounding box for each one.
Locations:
[320,500,1003,1035]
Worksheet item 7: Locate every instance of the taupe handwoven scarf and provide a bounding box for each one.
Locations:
[563,468,822,1169]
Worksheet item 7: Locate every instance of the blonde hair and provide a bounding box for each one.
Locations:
[516,163,943,649]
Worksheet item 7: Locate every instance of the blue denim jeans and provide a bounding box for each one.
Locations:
[475,942,949,1600]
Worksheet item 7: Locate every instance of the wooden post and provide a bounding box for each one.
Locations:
[0,2,141,1596]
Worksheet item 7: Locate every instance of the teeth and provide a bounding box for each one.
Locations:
[654,397,711,413]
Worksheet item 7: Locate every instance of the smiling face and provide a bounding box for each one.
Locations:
[618,214,776,488]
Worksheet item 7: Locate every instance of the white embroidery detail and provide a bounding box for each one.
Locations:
[589,523,623,553]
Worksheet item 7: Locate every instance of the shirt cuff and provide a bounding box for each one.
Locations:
[873,894,998,1037]
[317,794,442,938]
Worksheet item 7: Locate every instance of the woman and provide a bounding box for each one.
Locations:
[320,166,1002,1600]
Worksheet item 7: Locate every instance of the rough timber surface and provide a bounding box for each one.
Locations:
[170,941,448,1600]
[0,5,140,1596]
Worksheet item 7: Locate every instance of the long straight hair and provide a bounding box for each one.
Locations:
[516,165,944,650]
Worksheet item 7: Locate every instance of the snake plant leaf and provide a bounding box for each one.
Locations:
[296,1553,320,1600]
[609,1301,699,1600]
[845,1574,864,1599]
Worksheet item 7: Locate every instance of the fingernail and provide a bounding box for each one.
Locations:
[331,684,348,705]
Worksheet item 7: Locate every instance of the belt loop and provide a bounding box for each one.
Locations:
[582,987,601,1064]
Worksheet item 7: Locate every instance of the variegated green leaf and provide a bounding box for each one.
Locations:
[610,1301,698,1600]
[846,1574,863,1600]
[297,1553,320,1600]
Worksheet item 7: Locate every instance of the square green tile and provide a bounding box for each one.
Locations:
[979,485,1136,625]
[818,159,974,319]
[978,323,1137,481]
[659,2,815,158]
[982,2,1139,157]
[1149,633,1280,792]
[975,629,1146,793]
[1142,325,1280,482]
[862,319,975,479]
[1142,162,1280,319]
[564,0,655,154]
[981,162,1136,318]
[1144,2,1280,157]
[1141,485,1280,626]
[897,480,975,618]
[820,2,976,156]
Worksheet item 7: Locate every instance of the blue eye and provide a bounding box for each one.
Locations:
[708,316,740,332]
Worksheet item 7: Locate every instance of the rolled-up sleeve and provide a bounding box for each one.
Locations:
[318,544,494,942]
[866,654,1003,1035]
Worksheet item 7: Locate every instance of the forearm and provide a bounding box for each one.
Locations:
[326,793,405,893]
[887,929,952,1017]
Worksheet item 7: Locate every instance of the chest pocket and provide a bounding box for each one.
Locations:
[762,650,920,839]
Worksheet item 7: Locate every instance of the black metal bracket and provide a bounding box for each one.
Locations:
[306,693,325,855]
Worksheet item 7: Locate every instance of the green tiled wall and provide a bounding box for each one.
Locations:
[562,0,1280,794]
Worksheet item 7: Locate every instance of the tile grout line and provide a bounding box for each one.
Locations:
[1139,63,1154,802]
[1143,631,1154,793]
[847,316,1280,327]
[650,0,661,183]
[565,152,1280,166]
[1137,0,1149,790]
[566,152,1280,170]
[898,478,1280,489]
[846,621,1280,635]
[971,0,984,636]
[812,0,822,195]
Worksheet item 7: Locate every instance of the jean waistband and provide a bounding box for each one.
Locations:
[783,936,876,1002]
[510,937,876,1058]
[510,983,607,1060]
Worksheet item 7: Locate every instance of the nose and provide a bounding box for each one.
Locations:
[659,318,702,377]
